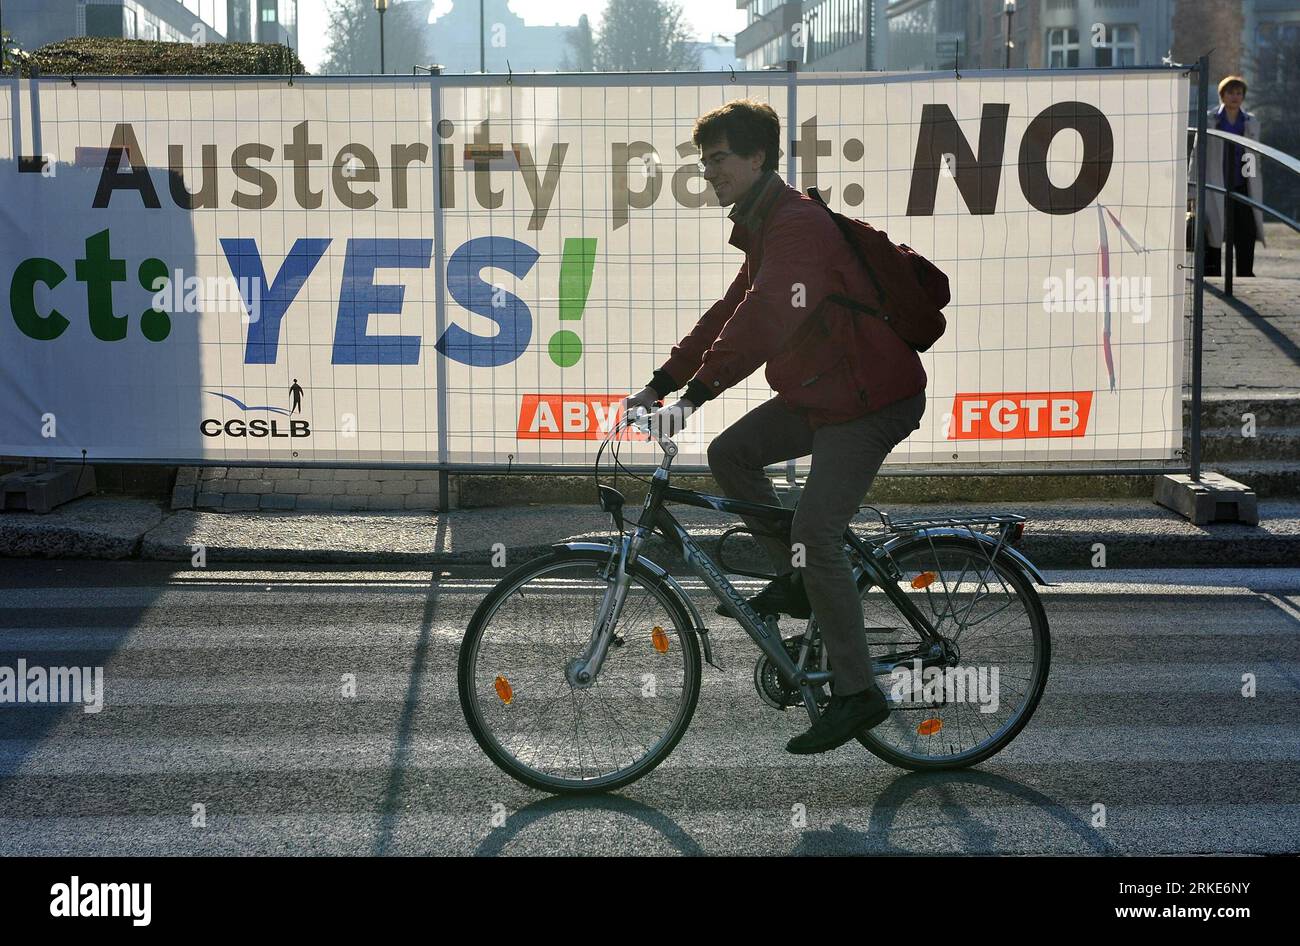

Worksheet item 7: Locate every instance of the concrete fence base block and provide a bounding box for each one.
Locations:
[1154,472,1259,526]
[0,464,97,514]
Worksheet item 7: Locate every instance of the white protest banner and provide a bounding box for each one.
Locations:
[0,70,1188,468]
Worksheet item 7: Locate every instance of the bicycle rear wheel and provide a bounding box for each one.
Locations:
[832,535,1050,770]
[458,548,701,794]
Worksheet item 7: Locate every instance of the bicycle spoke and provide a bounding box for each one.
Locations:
[853,536,1048,768]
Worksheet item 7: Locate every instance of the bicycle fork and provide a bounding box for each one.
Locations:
[565,532,646,689]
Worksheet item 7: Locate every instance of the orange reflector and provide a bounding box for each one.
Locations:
[494,676,513,705]
[917,718,943,736]
[911,571,937,589]
[651,625,670,654]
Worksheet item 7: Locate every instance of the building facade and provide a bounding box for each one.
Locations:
[4,0,226,48]
[800,0,890,70]
[2,0,299,51]
[882,0,1181,71]
[734,0,805,70]
[226,1,298,47]
[427,0,570,73]
[1036,0,1174,68]
[1172,0,1300,89]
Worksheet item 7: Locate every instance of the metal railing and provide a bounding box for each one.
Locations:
[1190,125,1300,297]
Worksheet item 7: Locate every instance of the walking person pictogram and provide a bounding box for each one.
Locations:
[289,379,304,414]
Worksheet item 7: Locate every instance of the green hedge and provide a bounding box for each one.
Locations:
[19,37,304,77]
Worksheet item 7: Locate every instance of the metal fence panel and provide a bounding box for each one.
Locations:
[0,68,1191,473]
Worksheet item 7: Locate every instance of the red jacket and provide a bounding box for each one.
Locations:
[649,173,926,429]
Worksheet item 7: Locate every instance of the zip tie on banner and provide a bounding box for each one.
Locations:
[1104,205,1146,255]
[506,61,512,85]
[1096,203,1116,393]
[729,65,736,82]
[1094,202,1150,393]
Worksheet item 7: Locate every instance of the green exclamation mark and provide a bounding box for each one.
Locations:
[549,237,597,368]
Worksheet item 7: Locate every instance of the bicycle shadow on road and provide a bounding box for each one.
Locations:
[472,793,708,857]
[790,768,1120,855]
[463,770,1116,856]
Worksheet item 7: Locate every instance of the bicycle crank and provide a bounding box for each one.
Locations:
[754,636,830,711]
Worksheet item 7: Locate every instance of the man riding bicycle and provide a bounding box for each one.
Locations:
[624,99,927,755]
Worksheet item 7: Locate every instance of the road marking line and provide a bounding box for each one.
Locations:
[1258,593,1300,627]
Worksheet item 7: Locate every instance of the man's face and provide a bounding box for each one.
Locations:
[699,135,766,206]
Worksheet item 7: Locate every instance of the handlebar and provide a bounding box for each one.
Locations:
[611,403,679,461]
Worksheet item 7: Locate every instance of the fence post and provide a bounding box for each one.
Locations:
[1224,185,1235,298]
[429,67,451,511]
[785,59,799,494]
[1190,56,1209,483]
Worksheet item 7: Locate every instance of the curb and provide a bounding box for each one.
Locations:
[4,497,1296,570]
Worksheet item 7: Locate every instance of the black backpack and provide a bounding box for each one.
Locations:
[807,187,949,352]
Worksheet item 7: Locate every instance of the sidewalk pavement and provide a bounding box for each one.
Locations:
[1199,224,1300,394]
[2,495,1297,569]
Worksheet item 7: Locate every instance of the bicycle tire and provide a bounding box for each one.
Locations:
[846,534,1051,770]
[458,548,702,794]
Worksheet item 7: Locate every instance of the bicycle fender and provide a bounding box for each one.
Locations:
[880,528,1055,587]
[552,541,720,668]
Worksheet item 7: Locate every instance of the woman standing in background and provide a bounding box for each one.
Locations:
[1193,75,1265,277]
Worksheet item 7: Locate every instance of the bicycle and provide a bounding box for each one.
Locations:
[458,406,1052,794]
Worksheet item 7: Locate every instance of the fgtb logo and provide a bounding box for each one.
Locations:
[949,391,1093,439]
[201,379,311,438]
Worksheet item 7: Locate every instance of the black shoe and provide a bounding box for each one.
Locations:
[715,572,812,620]
[786,686,890,754]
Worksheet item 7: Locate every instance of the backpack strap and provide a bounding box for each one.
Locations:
[748,178,791,269]
[806,187,887,302]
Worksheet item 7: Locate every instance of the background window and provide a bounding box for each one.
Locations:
[1047,27,1079,67]
[1095,24,1138,66]
[1257,22,1300,85]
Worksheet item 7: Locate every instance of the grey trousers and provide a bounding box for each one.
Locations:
[707,391,926,695]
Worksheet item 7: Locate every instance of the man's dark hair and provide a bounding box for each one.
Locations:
[693,99,781,173]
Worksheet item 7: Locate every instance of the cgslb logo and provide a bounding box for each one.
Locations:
[201,380,311,439]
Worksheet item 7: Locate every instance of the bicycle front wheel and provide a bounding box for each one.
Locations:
[458,548,701,794]
[850,535,1051,770]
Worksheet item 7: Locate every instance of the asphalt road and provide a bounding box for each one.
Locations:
[1,559,1297,856]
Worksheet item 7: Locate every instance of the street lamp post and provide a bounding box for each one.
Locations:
[375,0,388,74]
[1004,0,1016,68]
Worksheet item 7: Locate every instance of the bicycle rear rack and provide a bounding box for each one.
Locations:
[884,512,1027,534]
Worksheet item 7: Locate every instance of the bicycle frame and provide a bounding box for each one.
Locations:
[570,425,958,726]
